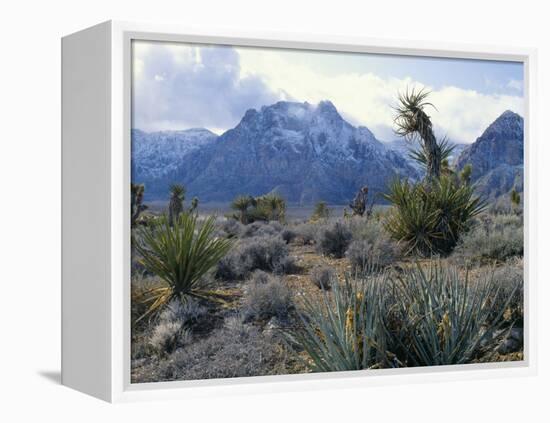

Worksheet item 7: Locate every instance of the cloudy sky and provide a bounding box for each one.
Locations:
[132,40,524,144]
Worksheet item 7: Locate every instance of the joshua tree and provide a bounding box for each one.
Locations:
[131,183,147,227]
[460,164,473,185]
[188,197,199,215]
[231,195,254,224]
[168,184,185,226]
[311,201,331,221]
[394,87,441,183]
[259,193,286,222]
[511,188,521,208]
[349,186,369,217]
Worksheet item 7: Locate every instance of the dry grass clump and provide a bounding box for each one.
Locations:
[148,316,290,382]
[453,214,523,263]
[310,266,334,290]
[242,273,293,322]
[216,234,295,280]
[346,238,399,272]
[316,221,352,258]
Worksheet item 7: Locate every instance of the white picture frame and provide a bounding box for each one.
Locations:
[61,20,538,403]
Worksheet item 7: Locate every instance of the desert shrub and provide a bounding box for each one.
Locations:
[241,221,282,238]
[153,316,289,381]
[453,215,523,263]
[294,222,319,245]
[149,321,192,355]
[134,214,232,319]
[310,266,334,290]
[348,216,385,242]
[273,255,297,275]
[241,235,290,272]
[346,238,399,272]
[215,234,293,280]
[388,262,520,366]
[242,274,293,322]
[290,273,390,372]
[281,228,297,244]
[491,258,524,324]
[248,270,271,285]
[383,176,485,256]
[220,218,244,238]
[215,252,249,281]
[316,221,353,258]
[159,298,207,329]
[146,298,207,356]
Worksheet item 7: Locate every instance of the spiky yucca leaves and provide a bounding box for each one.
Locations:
[230,194,286,224]
[409,136,455,177]
[231,195,255,224]
[394,87,441,182]
[388,263,520,366]
[168,184,186,226]
[291,272,393,372]
[134,213,232,320]
[384,176,485,256]
[255,193,286,222]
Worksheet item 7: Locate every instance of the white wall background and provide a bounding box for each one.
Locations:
[1,0,548,421]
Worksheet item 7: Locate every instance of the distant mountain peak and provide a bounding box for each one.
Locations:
[456,110,524,199]
[481,110,523,141]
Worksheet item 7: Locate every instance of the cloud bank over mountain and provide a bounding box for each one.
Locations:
[132,41,524,144]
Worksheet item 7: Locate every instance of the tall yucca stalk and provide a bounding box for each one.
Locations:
[135,213,232,320]
[388,262,519,366]
[394,87,441,182]
[290,272,394,372]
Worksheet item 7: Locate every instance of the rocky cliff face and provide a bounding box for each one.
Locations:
[132,101,418,204]
[456,111,524,199]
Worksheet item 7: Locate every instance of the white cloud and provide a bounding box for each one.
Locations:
[507,78,523,91]
[237,48,524,143]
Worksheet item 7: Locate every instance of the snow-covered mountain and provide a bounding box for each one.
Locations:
[131,128,219,198]
[456,110,524,199]
[131,100,418,204]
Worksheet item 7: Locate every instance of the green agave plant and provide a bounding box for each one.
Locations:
[134,213,232,320]
[384,176,485,255]
[387,262,520,366]
[290,271,395,372]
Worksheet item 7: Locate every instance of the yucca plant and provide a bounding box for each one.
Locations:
[384,176,485,255]
[408,136,455,178]
[310,201,330,221]
[134,213,232,320]
[168,184,186,226]
[394,87,441,182]
[290,271,396,372]
[387,262,520,366]
[254,194,287,222]
[131,183,148,227]
[231,195,255,224]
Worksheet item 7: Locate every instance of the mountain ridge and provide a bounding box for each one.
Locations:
[132,100,418,204]
[456,110,524,199]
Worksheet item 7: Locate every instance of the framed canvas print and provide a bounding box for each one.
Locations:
[61,21,537,402]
